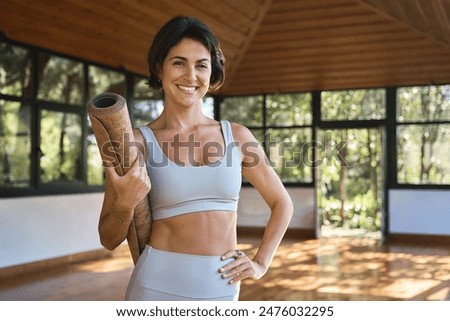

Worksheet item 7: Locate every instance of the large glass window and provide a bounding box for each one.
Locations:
[220,96,263,127]
[266,93,312,126]
[220,93,313,183]
[38,53,84,105]
[0,42,32,97]
[132,77,164,127]
[321,89,385,121]
[397,85,450,185]
[268,128,313,183]
[40,110,82,184]
[88,65,125,98]
[0,38,136,195]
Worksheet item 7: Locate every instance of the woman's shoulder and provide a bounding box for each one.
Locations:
[229,122,258,144]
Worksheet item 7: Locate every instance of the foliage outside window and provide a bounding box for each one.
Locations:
[321,89,386,121]
[0,100,31,187]
[88,65,125,98]
[266,93,312,126]
[220,93,313,183]
[0,39,137,194]
[0,42,32,97]
[40,110,82,184]
[397,86,450,185]
[220,96,263,127]
[267,128,313,183]
[317,128,383,232]
[38,53,83,105]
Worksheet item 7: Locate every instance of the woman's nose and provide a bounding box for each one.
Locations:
[184,66,196,81]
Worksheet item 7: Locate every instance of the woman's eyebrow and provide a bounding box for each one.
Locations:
[169,56,210,63]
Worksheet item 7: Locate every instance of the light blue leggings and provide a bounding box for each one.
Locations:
[125,245,240,301]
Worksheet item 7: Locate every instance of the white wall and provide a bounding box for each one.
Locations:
[0,193,104,269]
[389,189,450,235]
[237,186,315,229]
[1,188,448,269]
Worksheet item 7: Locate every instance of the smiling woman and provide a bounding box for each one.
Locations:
[97,16,293,301]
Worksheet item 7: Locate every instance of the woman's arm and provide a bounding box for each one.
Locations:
[98,128,150,250]
[220,123,293,282]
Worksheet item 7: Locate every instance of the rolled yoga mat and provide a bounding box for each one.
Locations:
[87,92,151,264]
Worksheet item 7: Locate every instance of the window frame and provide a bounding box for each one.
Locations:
[392,85,450,189]
[217,92,315,187]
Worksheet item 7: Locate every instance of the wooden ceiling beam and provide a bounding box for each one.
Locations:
[221,0,273,92]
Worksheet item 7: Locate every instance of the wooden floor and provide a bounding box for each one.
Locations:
[1,236,450,301]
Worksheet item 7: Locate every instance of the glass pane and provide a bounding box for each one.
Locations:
[267,128,313,183]
[0,42,32,97]
[38,53,83,105]
[0,100,31,187]
[251,129,265,145]
[321,89,386,121]
[132,76,163,126]
[40,110,82,184]
[134,76,161,100]
[132,99,164,127]
[397,124,450,184]
[397,85,450,122]
[317,128,383,238]
[87,130,104,186]
[220,96,263,126]
[202,96,214,119]
[267,93,312,126]
[88,65,125,98]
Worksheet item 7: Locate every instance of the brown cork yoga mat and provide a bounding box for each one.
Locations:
[87,92,151,264]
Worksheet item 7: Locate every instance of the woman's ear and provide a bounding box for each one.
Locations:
[157,64,162,80]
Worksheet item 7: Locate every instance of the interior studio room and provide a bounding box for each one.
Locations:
[1,0,450,301]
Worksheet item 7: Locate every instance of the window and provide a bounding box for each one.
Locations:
[321,89,385,121]
[0,42,32,97]
[0,42,32,189]
[40,110,82,184]
[38,53,83,105]
[131,76,164,127]
[220,93,313,183]
[0,38,134,196]
[397,85,450,185]
[0,100,31,187]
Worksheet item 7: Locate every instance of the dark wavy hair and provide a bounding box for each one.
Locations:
[147,16,225,91]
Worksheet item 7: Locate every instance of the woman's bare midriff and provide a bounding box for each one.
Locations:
[148,211,237,256]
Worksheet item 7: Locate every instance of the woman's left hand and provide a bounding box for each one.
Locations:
[219,249,267,284]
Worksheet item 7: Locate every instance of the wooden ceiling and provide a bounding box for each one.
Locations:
[1,0,450,95]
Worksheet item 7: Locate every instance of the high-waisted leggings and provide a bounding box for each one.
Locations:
[125,245,240,301]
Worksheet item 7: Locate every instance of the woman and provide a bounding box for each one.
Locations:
[98,16,293,301]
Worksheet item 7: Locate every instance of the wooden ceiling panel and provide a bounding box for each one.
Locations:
[1,0,450,95]
[358,0,450,48]
[224,0,450,94]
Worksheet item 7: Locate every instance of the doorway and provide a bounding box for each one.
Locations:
[316,127,385,239]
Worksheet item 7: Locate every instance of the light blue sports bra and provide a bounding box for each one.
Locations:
[138,121,242,221]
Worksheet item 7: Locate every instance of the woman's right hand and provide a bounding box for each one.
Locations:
[105,152,151,211]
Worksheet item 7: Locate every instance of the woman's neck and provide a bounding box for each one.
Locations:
[156,104,210,131]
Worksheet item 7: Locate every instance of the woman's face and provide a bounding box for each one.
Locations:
[160,38,212,109]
